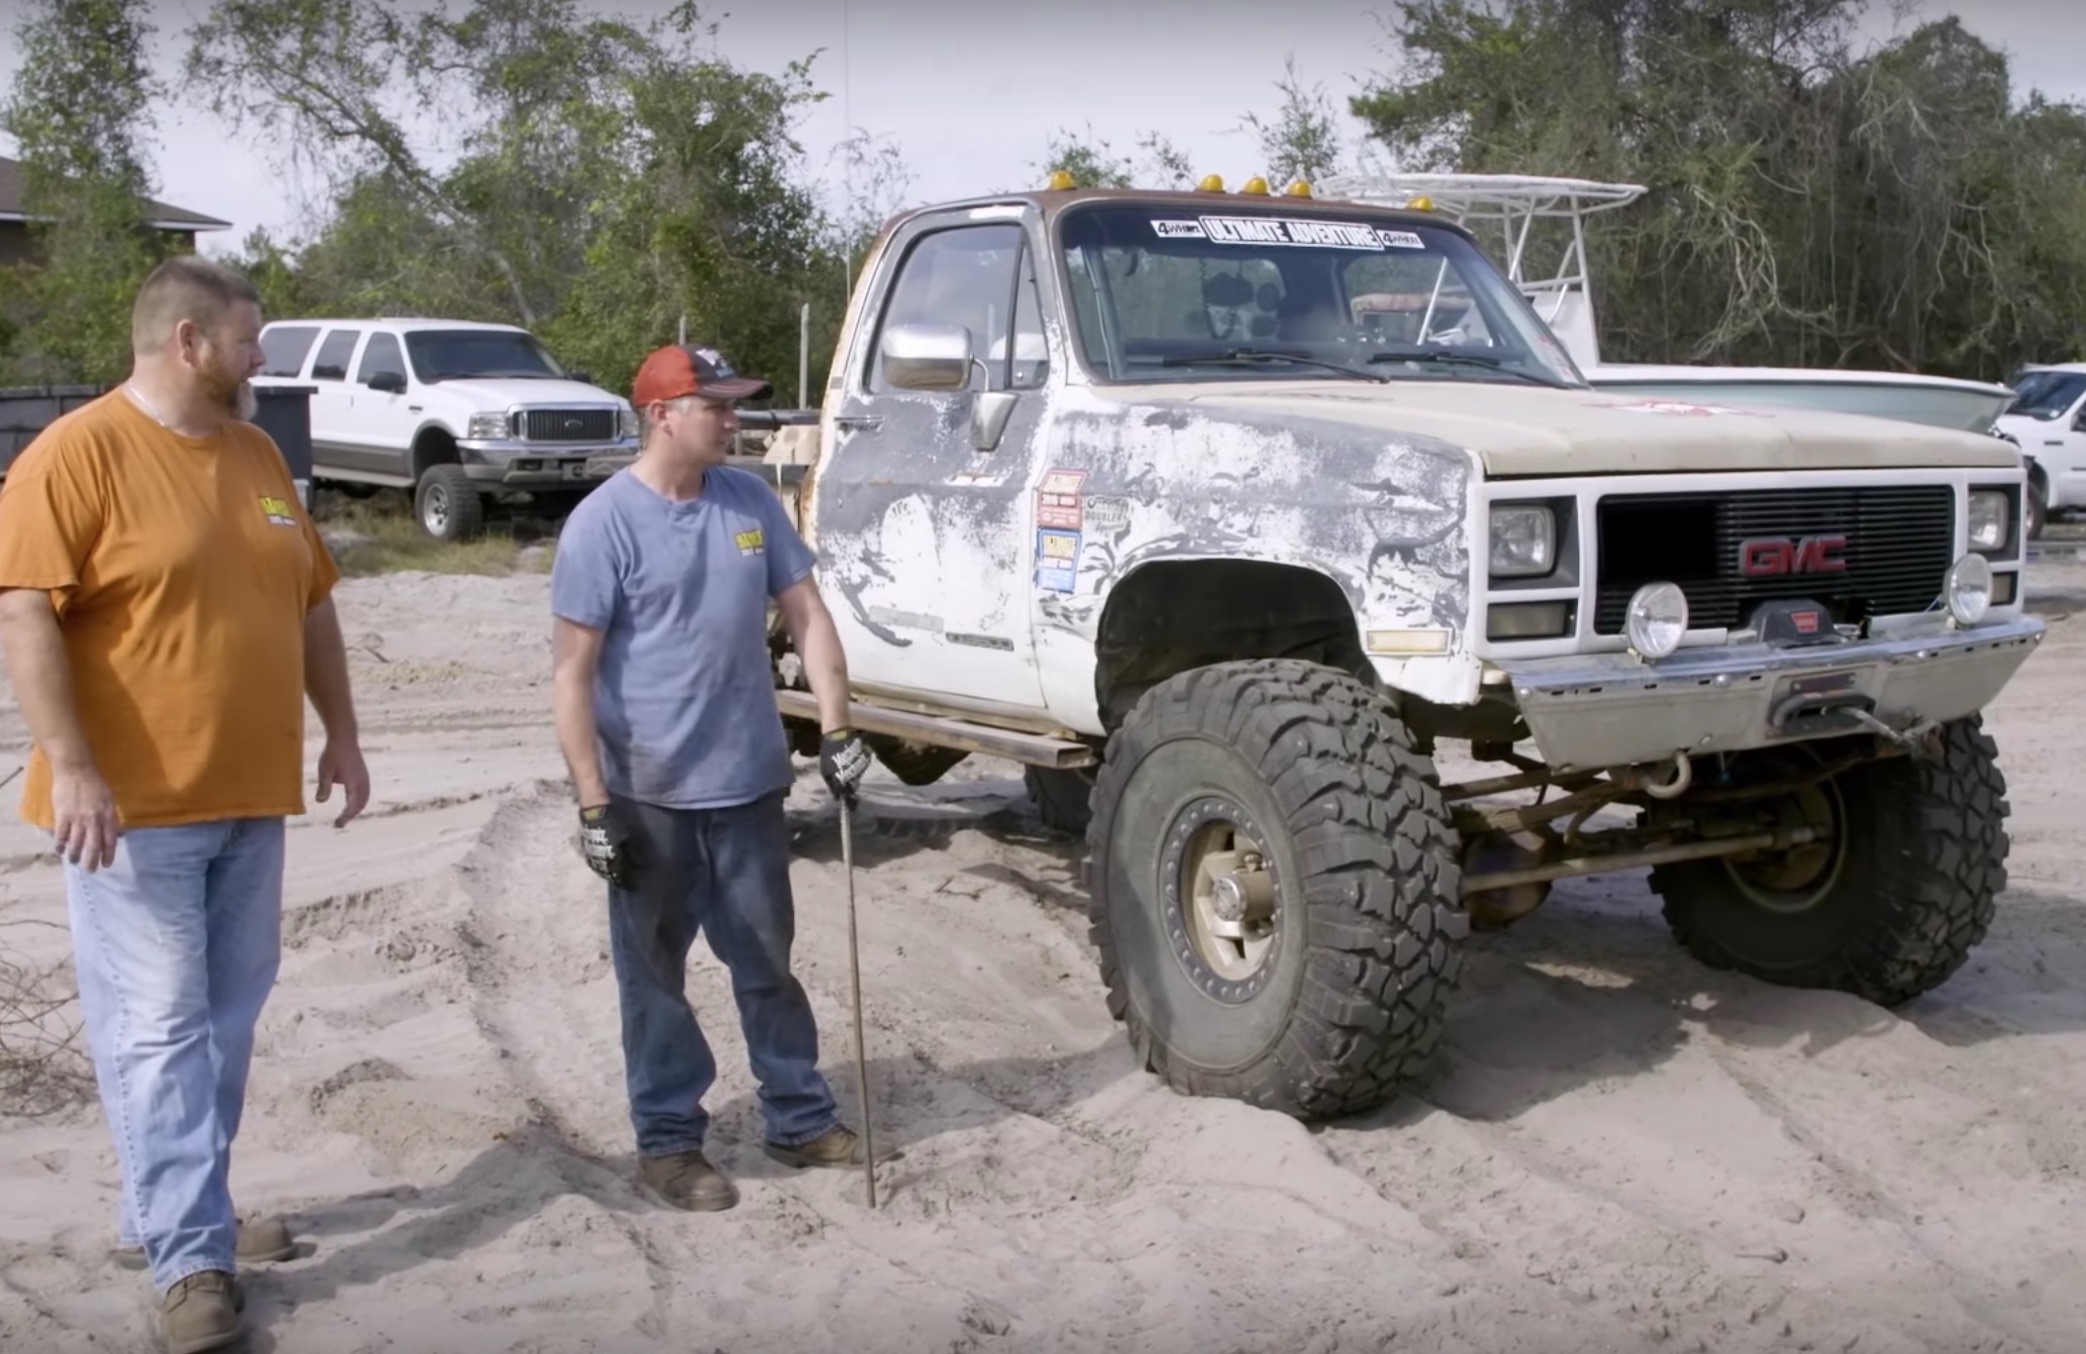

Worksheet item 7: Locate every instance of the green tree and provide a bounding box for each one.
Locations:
[1035,124,1196,190]
[0,0,171,384]
[1348,0,2086,379]
[185,0,859,401]
[1240,55,1349,187]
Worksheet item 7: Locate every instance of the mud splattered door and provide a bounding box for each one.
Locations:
[810,212,1055,711]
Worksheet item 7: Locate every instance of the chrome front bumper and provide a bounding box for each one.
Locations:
[457,441,634,487]
[1492,615,2046,772]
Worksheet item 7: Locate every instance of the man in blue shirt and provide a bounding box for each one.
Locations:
[549,342,875,1211]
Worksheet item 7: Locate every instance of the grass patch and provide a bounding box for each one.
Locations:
[311,488,561,578]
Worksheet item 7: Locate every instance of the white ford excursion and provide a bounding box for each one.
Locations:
[252,317,638,539]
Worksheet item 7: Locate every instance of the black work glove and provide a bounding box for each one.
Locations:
[577,801,642,889]
[820,728,872,806]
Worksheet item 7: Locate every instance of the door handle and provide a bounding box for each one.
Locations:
[834,413,883,431]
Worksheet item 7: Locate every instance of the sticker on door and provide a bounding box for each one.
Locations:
[1035,527,1080,592]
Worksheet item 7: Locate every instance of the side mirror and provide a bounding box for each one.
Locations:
[366,370,407,394]
[568,369,593,385]
[881,322,974,392]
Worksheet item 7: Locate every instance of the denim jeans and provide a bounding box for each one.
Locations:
[63,817,285,1293]
[606,789,838,1157]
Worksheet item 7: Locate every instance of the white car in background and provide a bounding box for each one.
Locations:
[251,317,638,540]
[1993,361,2086,538]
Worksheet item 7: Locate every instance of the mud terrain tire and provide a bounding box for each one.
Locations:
[1025,765,1094,835]
[1651,716,2009,1006]
[1084,658,1466,1120]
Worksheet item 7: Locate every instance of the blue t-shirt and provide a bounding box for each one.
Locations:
[549,466,817,809]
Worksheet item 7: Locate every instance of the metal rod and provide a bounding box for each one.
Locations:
[1456,777,1629,835]
[799,303,811,411]
[1462,827,1820,894]
[1441,767,1601,803]
[774,688,1097,768]
[838,797,876,1209]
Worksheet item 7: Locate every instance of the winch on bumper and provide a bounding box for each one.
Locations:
[1493,609,2045,773]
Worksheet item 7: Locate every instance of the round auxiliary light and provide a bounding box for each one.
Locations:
[1198,173,1226,192]
[1945,552,1992,626]
[1625,581,1689,658]
[1045,169,1076,191]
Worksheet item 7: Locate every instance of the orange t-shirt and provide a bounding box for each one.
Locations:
[0,389,340,830]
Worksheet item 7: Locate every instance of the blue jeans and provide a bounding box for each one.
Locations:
[62,816,285,1293]
[606,790,838,1157]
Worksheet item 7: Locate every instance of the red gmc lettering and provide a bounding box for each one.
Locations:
[1738,535,1849,577]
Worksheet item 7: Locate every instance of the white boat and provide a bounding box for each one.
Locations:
[1314,172,2017,434]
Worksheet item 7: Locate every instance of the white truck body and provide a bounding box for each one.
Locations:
[252,317,637,538]
[1994,362,2086,526]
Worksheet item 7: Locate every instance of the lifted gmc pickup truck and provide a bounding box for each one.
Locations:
[761,176,2044,1121]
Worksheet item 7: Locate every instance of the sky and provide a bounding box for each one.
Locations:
[0,0,2082,254]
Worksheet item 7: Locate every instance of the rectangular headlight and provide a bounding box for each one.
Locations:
[467,411,511,440]
[1489,504,1556,578]
[1968,489,2009,552]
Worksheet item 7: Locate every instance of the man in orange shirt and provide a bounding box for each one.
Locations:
[0,255,369,1354]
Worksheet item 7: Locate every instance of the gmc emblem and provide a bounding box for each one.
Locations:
[1739,534,1849,577]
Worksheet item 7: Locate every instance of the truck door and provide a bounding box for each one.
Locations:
[303,326,382,479]
[811,209,1054,712]
[347,331,420,476]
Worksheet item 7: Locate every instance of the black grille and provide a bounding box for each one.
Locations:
[1593,486,1955,633]
[521,408,618,442]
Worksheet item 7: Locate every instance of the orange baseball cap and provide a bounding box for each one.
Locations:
[630,343,773,406]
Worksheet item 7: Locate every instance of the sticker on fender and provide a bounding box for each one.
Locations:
[1036,467,1087,529]
[1035,527,1080,592]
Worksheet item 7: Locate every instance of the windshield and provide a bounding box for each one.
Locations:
[404,329,568,382]
[1055,202,1586,389]
[2006,369,2086,420]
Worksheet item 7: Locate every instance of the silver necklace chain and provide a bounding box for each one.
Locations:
[123,383,171,428]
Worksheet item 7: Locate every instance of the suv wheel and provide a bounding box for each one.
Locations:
[1083,658,1466,1120]
[416,465,485,542]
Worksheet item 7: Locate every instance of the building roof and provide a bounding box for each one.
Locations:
[0,154,231,232]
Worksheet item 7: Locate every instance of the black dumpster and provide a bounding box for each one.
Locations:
[0,383,315,501]
[0,384,105,479]
[250,384,316,505]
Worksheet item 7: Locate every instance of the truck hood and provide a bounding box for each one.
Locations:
[1102,378,2020,476]
[426,377,627,409]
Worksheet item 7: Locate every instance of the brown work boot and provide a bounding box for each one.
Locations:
[637,1149,739,1211]
[762,1124,894,1170]
[113,1215,298,1271]
[159,1269,243,1354]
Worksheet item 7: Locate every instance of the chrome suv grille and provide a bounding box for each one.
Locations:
[521,408,618,442]
[1592,485,1955,633]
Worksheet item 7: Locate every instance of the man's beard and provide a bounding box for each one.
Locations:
[201,363,256,421]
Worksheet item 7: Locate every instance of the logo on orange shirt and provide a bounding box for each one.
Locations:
[258,495,299,527]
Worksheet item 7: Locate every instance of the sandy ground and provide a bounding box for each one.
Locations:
[1,550,2084,1354]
